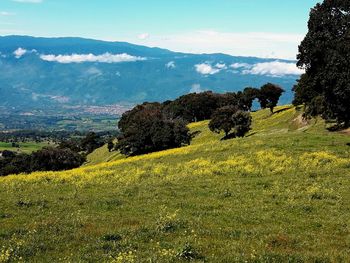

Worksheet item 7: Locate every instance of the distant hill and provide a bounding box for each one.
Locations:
[0,35,302,111]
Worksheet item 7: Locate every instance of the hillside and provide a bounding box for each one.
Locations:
[1,106,350,262]
[0,36,300,111]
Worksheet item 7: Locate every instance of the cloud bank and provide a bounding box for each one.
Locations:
[130,30,304,60]
[39,53,146,64]
[195,63,222,75]
[242,61,304,76]
[13,47,27,58]
[195,60,302,77]
[13,47,37,58]
[231,63,251,69]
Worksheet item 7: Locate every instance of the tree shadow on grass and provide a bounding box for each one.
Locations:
[272,106,294,115]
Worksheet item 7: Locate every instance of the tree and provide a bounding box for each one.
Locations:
[116,103,191,156]
[163,92,220,122]
[58,138,82,152]
[231,110,252,137]
[80,132,104,153]
[31,147,85,172]
[258,83,285,113]
[107,139,114,152]
[209,106,237,138]
[241,87,260,111]
[209,107,252,139]
[292,74,318,106]
[296,0,350,126]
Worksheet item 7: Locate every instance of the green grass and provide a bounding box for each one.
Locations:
[0,141,50,154]
[85,141,124,166]
[0,106,350,262]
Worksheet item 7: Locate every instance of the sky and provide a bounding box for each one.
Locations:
[0,0,321,59]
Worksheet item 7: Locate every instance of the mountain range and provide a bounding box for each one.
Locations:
[0,35,302,112]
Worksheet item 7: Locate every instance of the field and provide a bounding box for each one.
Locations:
[0,106,350,262]
[0,142,49,154]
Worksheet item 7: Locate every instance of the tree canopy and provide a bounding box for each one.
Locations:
[209,106,252,139]
[258,83,285,113]
[295,0,350,126]
[116,103,191,156]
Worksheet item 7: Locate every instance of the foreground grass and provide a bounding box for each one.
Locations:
[0,106,350,262]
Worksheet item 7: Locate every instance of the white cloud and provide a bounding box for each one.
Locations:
[195,62,228,75]
[165,61,176,69]
[195,63,221,75]
[231,63,251,69]
[128,30,304,59]
[0,11,15,16]
[190,84,204,93]
[242,61,304,77]
[138,33,150,40]
[86,67,102,76]
[12,0,43,3]
[13,48,37,58]
[215,63,227,69]
[39,53,146,64]
[13,47,27,58]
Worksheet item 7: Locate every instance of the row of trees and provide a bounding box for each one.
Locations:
[0,132,107,177]
[58,132,105,154]
[115,83,284,156]
[0,147,85,177]
[293,0,350,127]
[162,83,284,123]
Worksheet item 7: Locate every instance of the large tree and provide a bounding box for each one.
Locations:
[258,83,285,113]
[296,0,350,126]
[209,106,252,139]
[209,106,237,138]
[163,92,220,122]
[116,103,191,156]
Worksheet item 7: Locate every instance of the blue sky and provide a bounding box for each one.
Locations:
[0,0,321,59]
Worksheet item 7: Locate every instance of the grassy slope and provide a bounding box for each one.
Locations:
[1,106,350,262]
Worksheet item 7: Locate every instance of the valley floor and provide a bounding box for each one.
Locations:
[0,106,349,262]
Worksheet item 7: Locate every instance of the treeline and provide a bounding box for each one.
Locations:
[0,130,118,144]
[114,83,284,156]
[0,132,107,177]
[0,148,85,176]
